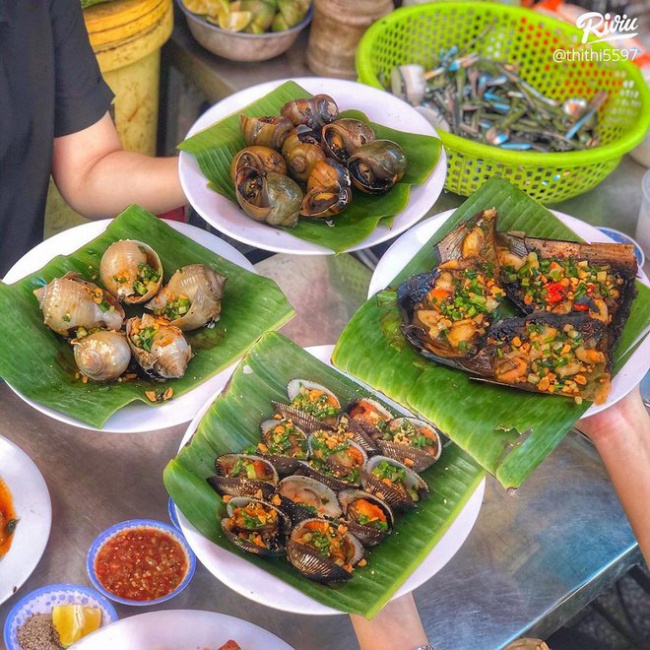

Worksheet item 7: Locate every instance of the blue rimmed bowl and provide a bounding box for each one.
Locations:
[86,519,196,607]
[3,583,118,650]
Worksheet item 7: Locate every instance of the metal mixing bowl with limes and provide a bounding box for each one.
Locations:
[178,0,313,62]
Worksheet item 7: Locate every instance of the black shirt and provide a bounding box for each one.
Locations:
[0,0,114,276]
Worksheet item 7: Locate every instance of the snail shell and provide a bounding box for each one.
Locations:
[99,239,163,304]
[73,330,131,382]
[239,114,294,150]
[146,264,227,331]
[126,314,191,380]
[33,272,125,336]
[230,146,287,184]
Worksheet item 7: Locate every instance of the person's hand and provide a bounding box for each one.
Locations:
[576,383,650,563]
[349,592,430,650]
[576,385,649,447]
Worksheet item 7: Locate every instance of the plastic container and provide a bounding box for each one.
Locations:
[84,0,173,155]
[356,2,650,203]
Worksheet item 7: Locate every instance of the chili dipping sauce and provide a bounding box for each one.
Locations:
[94,526,188,601]
[0,477,18,559]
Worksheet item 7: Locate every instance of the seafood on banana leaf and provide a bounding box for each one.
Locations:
[398,209,506,366]
[470,311,611,404]
[498,233,637,351]
[286,517,364,583]
[145,264,226,331]
[34,272,125,336]
[221,497,289,557]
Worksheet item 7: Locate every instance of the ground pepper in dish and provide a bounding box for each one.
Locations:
[94,527,187,601]
[16,613,63,650]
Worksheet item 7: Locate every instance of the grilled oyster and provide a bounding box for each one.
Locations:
[362,456,429,512]
[306,429,367,489]
[126,314,191,380]
[286,518,364,583]
[345,398,393,440]
[281,94,338,130]
[335,413,379,456]
[469,311,612,404]
[207,453,279,499]
[497,233,637,352]
[347,140,407,195]
[256,417,309,474]
[34,272,124,336]
[145,264,226,331]
[377,417,442,472]
[276,475,342,524]
[99,239,163,304]
[338,489,394,547]
[72,330,131,382]
[221,497,289,557]
[398,209,506,368]
[283,379,341,427]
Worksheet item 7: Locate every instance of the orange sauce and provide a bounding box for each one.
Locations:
[0,477,17,559]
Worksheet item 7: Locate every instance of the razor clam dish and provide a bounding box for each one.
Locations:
[207,379,442,585]
[398,210,638,405]
[231,93,408,227]
[33,239,227,397]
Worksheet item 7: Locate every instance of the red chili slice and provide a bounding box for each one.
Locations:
[545,282,566,304]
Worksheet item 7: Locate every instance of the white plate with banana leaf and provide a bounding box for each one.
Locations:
[71,609,292,649]
[172,345,486,616]
[0,435,52,606]
[178,77,447,255]
[2,221,253,434]
[370,209,650,417]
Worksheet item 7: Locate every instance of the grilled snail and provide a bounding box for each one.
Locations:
[99,239,163,305]
[34,272,124,336]
[72,330,131,382]
[146,264,226,331]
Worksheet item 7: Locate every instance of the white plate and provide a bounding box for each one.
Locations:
[175,345,485,616]
[178,77,447,255]
[2,220,254,434]
[0,435,52,606]
[4,583,118,650]
[71,609,293,649]
[369,210,650,417]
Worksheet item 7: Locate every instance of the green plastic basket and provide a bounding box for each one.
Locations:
[357,2,650,203]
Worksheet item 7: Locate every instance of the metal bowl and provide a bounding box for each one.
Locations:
[177,1,313,63]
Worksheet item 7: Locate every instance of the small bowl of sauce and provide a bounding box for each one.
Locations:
[87,519,196,606]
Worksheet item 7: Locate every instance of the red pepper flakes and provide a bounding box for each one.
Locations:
[94,527,187,601]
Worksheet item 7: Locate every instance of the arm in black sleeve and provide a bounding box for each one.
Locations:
[51,0,114,137]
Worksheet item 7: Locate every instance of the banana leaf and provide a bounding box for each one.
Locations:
[333,178,650,489]
[163,332,484,618]
[0,206,294,429]
[177,81,442,253]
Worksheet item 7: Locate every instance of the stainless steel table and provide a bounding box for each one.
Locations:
[0,252,645,650]
[1,13,648,650]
